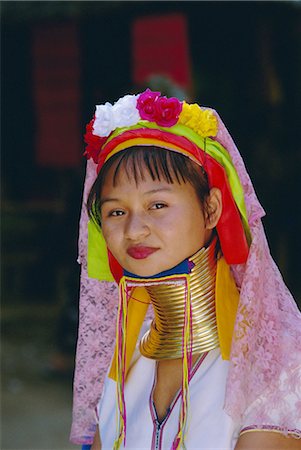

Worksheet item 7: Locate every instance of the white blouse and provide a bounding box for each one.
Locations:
[97,342,301,449]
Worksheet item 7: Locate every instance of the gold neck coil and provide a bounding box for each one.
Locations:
[139,241,219,360]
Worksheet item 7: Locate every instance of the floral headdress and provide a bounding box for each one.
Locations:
[84,88,218,166]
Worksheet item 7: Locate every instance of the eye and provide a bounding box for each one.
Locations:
[150,202,167,210]
[109,209,125,217]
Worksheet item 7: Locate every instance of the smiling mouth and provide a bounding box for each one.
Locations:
[127,246,159,260]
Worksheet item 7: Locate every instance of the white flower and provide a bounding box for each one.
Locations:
[112,94,140,128]
[93,102,115,137]
[92,95,140,138]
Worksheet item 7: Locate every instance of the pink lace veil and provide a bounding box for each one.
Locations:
[70,110,301,445]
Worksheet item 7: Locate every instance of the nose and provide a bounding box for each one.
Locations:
[124,212,150,241]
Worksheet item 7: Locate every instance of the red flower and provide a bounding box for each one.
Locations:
[83,118,107,164]
[136,88,161,122]
[154,96,182,127]
[137,89,182,128]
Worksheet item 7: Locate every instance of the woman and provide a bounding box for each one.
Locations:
[71,90,301,449]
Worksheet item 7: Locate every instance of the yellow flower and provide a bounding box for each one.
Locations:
[179,102,218,137]
[179,102,196,125]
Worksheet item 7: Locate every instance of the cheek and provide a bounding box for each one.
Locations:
[175,204,205,232]
[101,223,119,249]
[101,222,109,242]
[181,208,206,245]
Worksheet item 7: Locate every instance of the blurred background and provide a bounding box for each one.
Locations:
[1,1,301,449]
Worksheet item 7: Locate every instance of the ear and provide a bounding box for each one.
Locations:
[205,187,222,230]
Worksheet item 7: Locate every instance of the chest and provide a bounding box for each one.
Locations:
[98,348,241,449]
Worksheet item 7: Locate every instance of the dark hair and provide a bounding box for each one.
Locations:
[87,146,210,227]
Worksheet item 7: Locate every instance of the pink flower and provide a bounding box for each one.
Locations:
[137,89,183,127]
[136,88,161,122]
[154,96,182,127]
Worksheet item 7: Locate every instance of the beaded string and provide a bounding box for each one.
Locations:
[172,275,192,450]
[114,275,193,450]
[113,277,128,449]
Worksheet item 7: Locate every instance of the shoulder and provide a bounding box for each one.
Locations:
[238,363,301,446]
[235,430,301,449]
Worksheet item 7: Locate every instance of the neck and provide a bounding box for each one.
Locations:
[139,240,219,360]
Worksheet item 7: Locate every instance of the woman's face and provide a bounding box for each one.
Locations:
[100,162,213,277]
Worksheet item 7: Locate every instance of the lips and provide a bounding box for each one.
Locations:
[127,246,159,260]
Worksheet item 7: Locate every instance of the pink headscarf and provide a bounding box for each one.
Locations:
[70,109,301,445]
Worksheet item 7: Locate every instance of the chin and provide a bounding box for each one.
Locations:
[125,261,178,278]
[127,268,158,278]
[123,261,162,277]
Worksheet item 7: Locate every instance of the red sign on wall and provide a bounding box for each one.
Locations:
[132,13,192,89]
[32,23,81,168]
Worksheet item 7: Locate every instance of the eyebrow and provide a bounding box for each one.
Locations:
[144,187,173,195]
[100,197,119,207]
[100,187,173,206]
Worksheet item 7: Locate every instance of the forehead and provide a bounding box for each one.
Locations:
[102,158,179,191]
[103,149,186,188]
[100,165,199,205]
